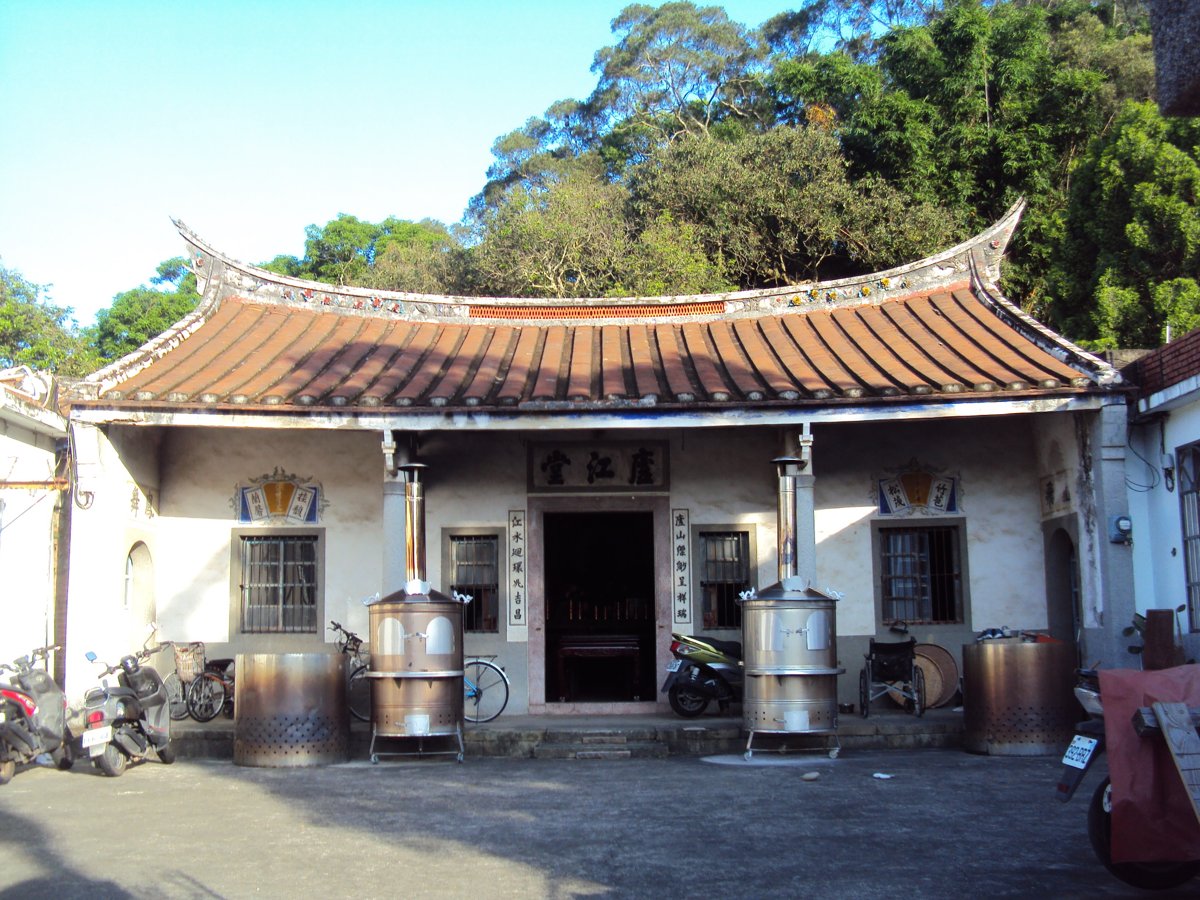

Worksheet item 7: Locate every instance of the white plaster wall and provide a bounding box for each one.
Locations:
[1128,394,1200,617]
[153,427,383,651]
[63,423,162,697]
[0,422,60,664]
[668,427,780,594]
[62,414,1059,702]
[813,416,1046,635]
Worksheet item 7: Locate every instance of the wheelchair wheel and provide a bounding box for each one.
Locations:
[911,665,925,717]
[859,665,870,718]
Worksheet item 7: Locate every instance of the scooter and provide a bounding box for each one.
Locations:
[1055,668,1200,890]
[75,632,176,777]
[661,632,743,717]
[0,645,72,784]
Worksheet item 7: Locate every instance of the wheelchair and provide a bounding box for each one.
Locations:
[859,637,924,717]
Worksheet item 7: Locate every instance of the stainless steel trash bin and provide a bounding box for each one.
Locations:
[741,579,843,758]
[233,653,349,767]
[962,638,1076,755]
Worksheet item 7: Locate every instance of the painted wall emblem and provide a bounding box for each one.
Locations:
[1040,469,1073,518]
[876,461,959,516]
[235,467,326,524]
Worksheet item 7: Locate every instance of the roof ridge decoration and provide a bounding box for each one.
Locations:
[169,201,1028,326]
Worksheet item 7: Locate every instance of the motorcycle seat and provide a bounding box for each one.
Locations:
[697,636,742,659]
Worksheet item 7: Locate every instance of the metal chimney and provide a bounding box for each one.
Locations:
[772,455,802,582]
[400,462,429,593]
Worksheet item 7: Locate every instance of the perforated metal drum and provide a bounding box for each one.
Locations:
[233,653,348,767]
[962,639,1076,755]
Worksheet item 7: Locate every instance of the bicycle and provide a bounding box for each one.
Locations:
[163,641,205,721]
[463,656,509,723]
[329,620,370,723]
[185,656,235,722]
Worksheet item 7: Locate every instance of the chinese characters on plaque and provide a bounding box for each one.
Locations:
[672,509,692,626]
[508,509,529,640]
[529,441,669,492]
[876,466,958,516]
[235,467,324,524]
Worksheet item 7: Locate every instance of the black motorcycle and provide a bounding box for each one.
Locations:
[660,632,744,717]
[0,644,72,784]
[75,636,176,777]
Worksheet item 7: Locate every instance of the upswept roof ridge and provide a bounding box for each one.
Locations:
[69,202,1120,416]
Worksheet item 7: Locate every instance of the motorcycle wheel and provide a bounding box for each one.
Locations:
[96,743,127,778]
[1087,777,1200,890]
[668,684,709,717]
[51,746,73,771]
[0,759,14,785]
[157,741,176,765]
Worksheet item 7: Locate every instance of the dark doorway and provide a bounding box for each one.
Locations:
[1045,527,1082,665]
[544,511,655,702]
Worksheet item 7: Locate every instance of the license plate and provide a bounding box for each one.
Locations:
[1061,734,1098,770]
[82,725,112,750]
[666,659,681,672]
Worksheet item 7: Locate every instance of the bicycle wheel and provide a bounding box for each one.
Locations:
[165,672,190,720]
[348,664,371,722]
[463,660,509,723]
[186,672,227,722]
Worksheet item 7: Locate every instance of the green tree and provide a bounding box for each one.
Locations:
[469,163,635,298]
[93,257,201,361]
[629,125,959,285]
[367,220,465,294]
[0,263,100,376]
[590,2,767,146]
[1048,100,1200,347]
[767,0,1156,312]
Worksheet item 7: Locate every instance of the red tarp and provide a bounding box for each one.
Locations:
[1098,665,1200,863]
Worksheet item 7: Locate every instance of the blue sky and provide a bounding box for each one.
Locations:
[1,0,789,325]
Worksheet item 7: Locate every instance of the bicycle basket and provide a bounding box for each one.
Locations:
[173,642,206,685]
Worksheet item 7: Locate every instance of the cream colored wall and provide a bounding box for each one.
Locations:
[63,414,1056,703]
[0,421,60,666]
[813,416,1046,635]
[153,427,383,653]
[64,423,163,697]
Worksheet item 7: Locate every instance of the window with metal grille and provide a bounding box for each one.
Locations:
[1179,445,1200,632]
[699,531,750,629]
[449,534,500,633]
[880,526,962,624]
[239,535,319,633]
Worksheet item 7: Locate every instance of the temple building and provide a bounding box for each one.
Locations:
[60,201,1132,711]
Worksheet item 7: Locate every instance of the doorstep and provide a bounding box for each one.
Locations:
[169,707,964,760]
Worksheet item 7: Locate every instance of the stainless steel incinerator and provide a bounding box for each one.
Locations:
[365,462,470,762]
[739,454,843,759]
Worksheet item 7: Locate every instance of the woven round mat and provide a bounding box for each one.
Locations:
[915,643,959,707]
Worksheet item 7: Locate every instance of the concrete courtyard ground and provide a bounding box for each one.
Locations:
[0,749,1192,899]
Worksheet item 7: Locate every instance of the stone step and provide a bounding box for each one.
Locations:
[534,740,669,760]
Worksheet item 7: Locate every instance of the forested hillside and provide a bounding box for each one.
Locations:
[4,0,1194,374]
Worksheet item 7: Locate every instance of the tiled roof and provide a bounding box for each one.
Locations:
[71,203,1119,417]
[1121,328,1200,400]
